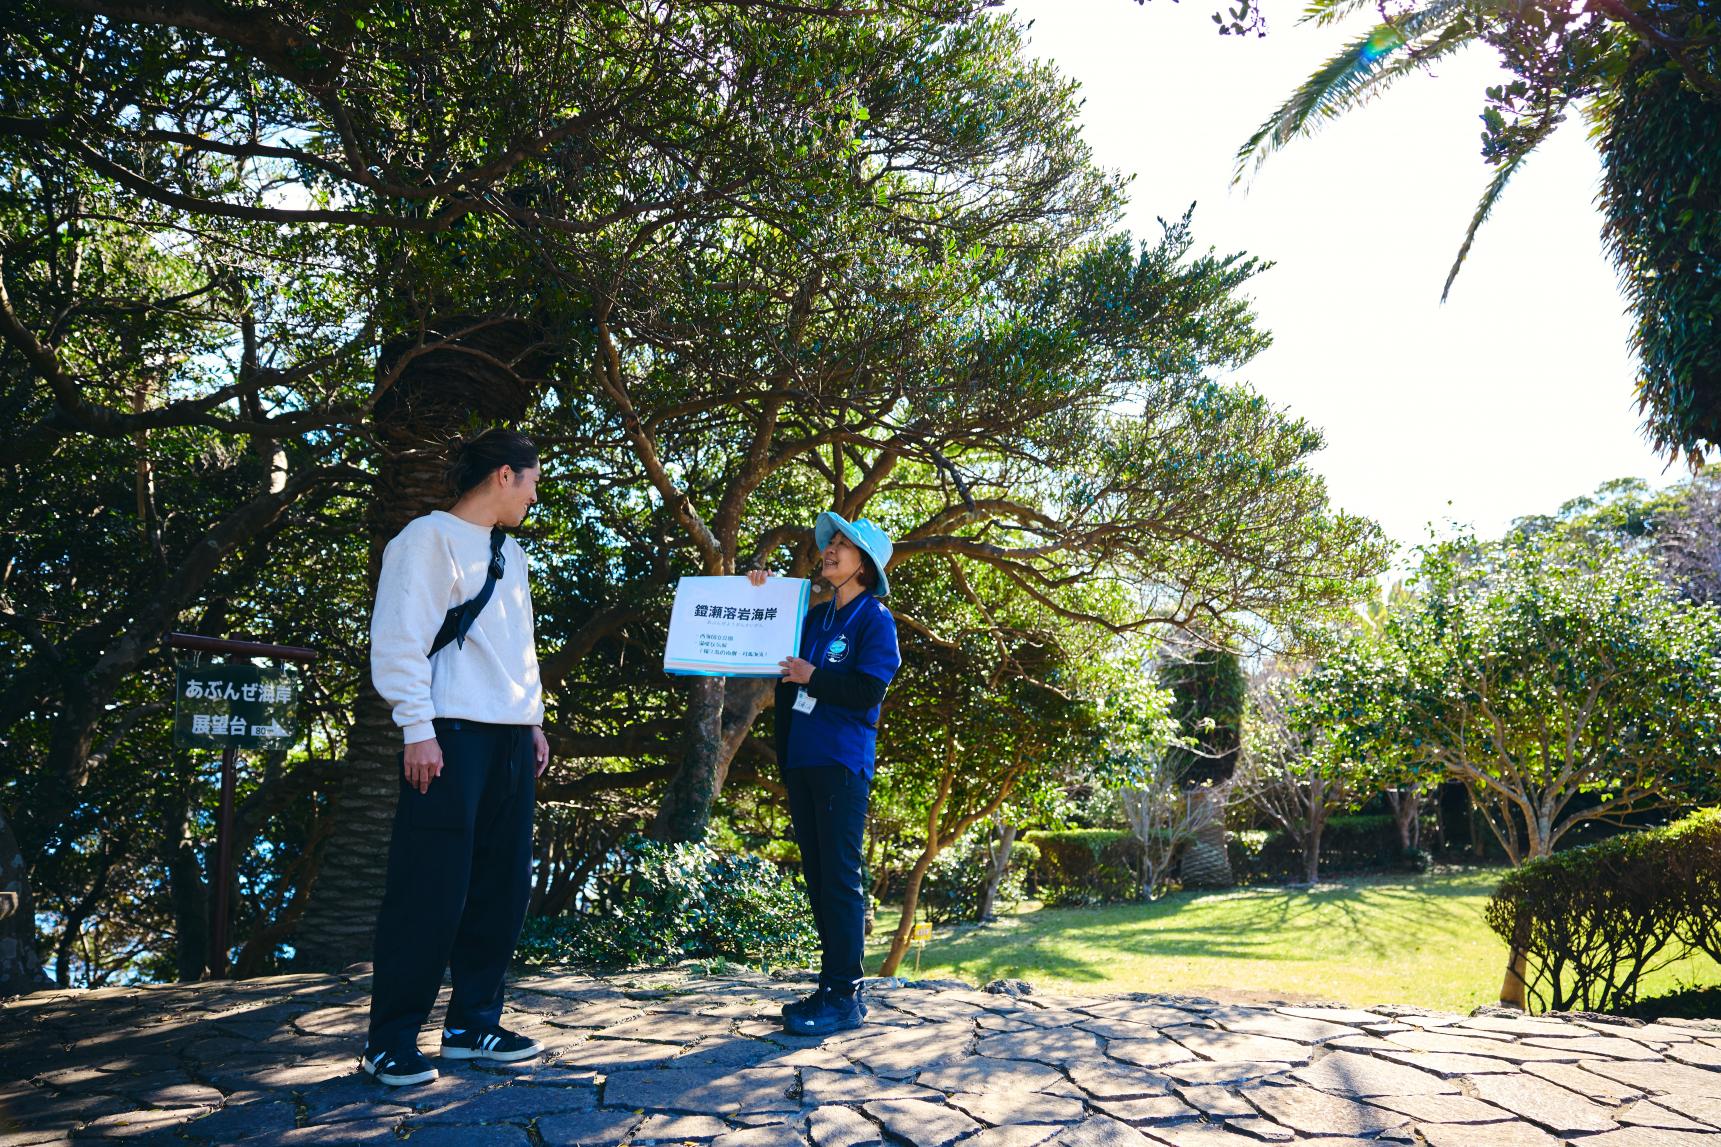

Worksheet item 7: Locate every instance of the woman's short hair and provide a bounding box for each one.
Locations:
[446,428,538,495]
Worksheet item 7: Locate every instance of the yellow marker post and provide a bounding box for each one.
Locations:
[910,921,932,974]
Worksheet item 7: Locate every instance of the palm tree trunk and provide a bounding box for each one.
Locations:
[292,319,537,970]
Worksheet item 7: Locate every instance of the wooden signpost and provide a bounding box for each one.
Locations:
[166,632,317,978]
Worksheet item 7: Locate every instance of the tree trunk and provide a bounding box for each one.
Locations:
[879,847,938,977]
[1303,818,1323,884]
[1387,787,1420,851]
[651,677,727,843]
[0,805,49,997]
[651,675,774,843]
[162,770,209,983]
[292,319,537,970]
[976,822,1017,923]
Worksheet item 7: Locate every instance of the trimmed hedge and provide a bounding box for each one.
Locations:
[1024,829,1147,905]
[1234,815,1433,883]
[1485,808,1721,1014]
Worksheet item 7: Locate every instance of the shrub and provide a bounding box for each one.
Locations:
[922,830,1011,923]
[1226,829,1268,882]
[516,837,818,971]
[920,835,1041,925]
[1665,808,1721,964]
[1485,808,1721,1013]
[1010,839,1041,880]
[1025,829,1146,905]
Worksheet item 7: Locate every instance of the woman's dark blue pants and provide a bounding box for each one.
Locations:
[783,764,871,994]
[367,718,536,1051]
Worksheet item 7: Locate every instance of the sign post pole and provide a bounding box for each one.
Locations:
[166,632,317,980]
[209,744,240,978]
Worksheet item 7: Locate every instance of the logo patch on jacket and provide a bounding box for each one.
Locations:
[826,635,850,663]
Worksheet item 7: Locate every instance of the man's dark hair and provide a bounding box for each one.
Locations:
[446,428,538,495]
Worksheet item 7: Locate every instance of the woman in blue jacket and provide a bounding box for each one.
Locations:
[749,512,900,1036]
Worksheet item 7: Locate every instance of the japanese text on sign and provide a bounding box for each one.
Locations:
[174,664,301,750]
[664,575,809,678]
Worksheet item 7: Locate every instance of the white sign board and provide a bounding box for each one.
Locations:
[663,575,810,678]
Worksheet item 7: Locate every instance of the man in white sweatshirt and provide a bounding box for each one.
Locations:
[361,428,551,1087]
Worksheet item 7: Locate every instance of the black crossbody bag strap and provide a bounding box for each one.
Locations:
[429,527,507,656]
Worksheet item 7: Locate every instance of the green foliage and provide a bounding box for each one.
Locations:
[1160,646,1246,785]
[515,838,817,972]
[2,0,1389,982]
[1601,58,1721,462]
[919,833,1039,925]
[1241,815,1436,883]
[1236,0,1721,458]
[1485,808,1721,1013]
[1621,983,1721,1021]
[1305,531,1721,863]
[1024,829,1147,905]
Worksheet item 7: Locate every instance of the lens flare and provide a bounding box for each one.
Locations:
[1361,25,1405,63]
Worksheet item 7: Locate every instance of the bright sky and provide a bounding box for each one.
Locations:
[1008,1,1681,557]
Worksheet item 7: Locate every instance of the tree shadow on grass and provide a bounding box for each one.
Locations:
[875,870,1507,987]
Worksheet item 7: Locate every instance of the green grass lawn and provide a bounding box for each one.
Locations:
[865,867,1721,1014]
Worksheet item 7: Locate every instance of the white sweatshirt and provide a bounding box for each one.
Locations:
[370,510,545,744]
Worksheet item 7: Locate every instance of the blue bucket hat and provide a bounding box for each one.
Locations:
[814,512,894,598]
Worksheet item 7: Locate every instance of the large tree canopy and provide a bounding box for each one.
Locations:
[1,1,1386,985]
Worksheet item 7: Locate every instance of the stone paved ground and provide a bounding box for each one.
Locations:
[4,967,1721,1146]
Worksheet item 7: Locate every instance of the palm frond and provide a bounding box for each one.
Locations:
[1441,116,1559,300]
[1302,0,1387,29]
[1233,0,1475,185]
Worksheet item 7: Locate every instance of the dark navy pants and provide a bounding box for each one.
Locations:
[368,718,536,1051]
[783,765,870,994]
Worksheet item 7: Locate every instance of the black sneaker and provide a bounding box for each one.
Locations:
[781,992,866,1037]
[781,986,826,1022]
[360,1044,438,1087]
[440,1025,544,1063]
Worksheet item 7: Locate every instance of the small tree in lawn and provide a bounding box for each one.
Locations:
[1309,534,1721,866]
[869,554,1162,974]
[1106,663,1196,898]
[1236,667,1359,885]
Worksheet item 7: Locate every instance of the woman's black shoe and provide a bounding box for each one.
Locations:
[782,991,865,1036]
[781,986,827,1021]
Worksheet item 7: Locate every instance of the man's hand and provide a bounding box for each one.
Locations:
[779,656,815,685]
[403,737,443,794]
[532,725,551,777]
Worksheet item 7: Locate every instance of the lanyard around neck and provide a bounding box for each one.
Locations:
[813,592,867,661]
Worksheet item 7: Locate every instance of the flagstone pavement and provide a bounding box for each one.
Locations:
[5,966,1721,1146]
